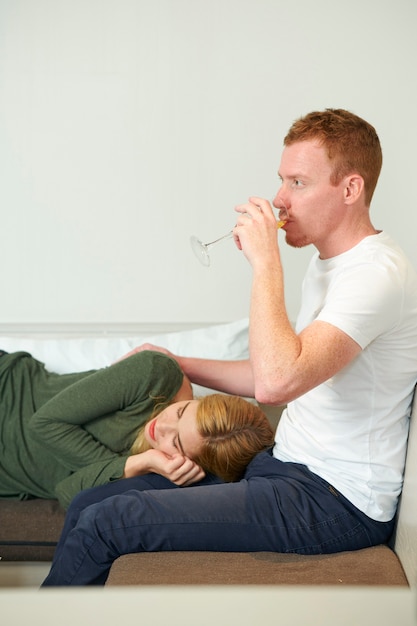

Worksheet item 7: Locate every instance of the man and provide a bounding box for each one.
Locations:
[42,109,417,586]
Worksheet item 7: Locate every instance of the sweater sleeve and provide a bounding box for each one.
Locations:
[54,457,129,508]
[28,351,183,473]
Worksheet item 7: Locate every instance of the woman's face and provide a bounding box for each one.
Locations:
[144,400,203,459]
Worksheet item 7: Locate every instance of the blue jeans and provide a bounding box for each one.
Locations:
[42,452,395,586]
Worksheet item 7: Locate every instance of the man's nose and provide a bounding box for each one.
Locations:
[273,190,288,209]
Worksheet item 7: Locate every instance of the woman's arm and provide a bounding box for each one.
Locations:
[54,449,205,508]
[28,351,184,472]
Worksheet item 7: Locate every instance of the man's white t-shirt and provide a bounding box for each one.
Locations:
[273,232,417,521]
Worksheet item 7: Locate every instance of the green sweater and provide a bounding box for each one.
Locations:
[0,350,183,508]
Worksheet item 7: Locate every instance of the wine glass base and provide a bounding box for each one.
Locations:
[190,236,211,267]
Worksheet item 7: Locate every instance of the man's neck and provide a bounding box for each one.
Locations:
[317,223,380,260]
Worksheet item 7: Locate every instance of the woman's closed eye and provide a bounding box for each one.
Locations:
[173,403,190,455]
[173,434,185,456]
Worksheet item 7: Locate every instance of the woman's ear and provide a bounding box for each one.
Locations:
[344,174,364,205]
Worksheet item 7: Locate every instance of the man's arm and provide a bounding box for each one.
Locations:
[250,317,361,405]
[176,356,254,397]
[235,197,361,405]
[234,198,361,404]
[119,345,255,398]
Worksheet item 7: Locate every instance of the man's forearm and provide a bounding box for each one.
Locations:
[176,356,255,397]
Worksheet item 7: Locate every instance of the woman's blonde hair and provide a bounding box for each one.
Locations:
[193,394,274,482]
[131,394,274,482]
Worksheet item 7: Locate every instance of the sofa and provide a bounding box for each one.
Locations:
[0,321,416,588]
[1,394,415,586]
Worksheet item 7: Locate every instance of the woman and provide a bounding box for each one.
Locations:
[0,348,274,508]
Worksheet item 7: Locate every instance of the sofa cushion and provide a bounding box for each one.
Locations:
[0,499,65,561]
[105,546,408,586]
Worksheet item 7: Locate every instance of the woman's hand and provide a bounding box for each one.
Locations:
[124,449,205,486]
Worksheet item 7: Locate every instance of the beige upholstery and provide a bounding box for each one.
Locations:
[105,546,408,586]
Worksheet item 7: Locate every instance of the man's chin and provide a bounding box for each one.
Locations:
[285,234,312,249]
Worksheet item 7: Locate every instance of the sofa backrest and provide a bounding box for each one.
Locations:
[393,387,417,587]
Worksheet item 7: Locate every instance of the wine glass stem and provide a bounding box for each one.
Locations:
[205,230,234,249]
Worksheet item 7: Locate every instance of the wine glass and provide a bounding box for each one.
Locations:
[190,200,288,267]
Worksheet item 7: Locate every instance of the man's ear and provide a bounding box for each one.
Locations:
[344,174,364,204]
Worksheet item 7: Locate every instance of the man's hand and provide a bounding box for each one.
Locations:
[115,343,177,363]
[233,197,280,267]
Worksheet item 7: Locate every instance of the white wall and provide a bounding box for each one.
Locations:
[0,0,416,326]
